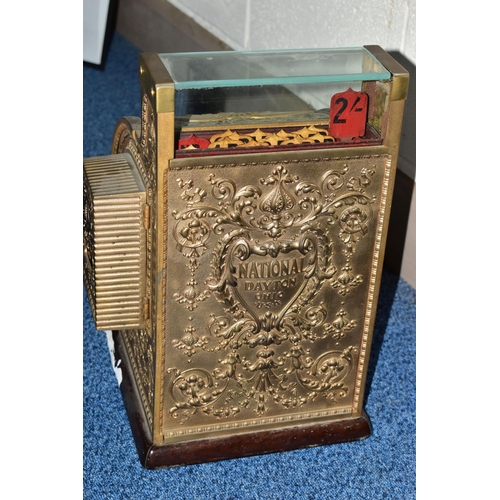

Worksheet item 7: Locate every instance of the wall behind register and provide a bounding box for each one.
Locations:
[115,0,416,289]
[166,0,415,63]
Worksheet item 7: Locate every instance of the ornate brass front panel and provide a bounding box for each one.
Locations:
[161,152,391,441]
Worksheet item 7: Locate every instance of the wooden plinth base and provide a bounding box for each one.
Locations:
[113,331,372,470]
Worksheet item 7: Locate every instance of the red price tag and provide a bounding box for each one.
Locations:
[329,88,368,139]
[178,134,210,150]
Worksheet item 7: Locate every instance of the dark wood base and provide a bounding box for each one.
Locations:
[113,331,372,470]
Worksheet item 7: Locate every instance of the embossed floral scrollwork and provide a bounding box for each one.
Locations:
[207,312,257,350]
[323,308,357,341]
[254,165,298,238]
[292,346,358,402]
[280,303,328,343]
[321,167,347,196]
[193,344,358,418]
[338,204,370,241]
[213,353,242,381]
[173,278,211,311]
[175,218,211,248]
[123,329,155,421]
[167,160,380,422]
[167,368,229,421]
[140,94,156,179]
[172,213,213,270]
[174,164,374,259]
[172,324,209,358]
[205,229,335,346]
[209,175,262,234]
[242,348,285,392]
[347,167,375,193]
[331,264,364,296]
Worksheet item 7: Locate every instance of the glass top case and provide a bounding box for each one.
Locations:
[158,48,393,156]
[159,48,390,89]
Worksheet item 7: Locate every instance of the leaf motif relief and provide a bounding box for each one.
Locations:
[172,325,209,358]
[331,265,364,296]
[173,279,211,311]
[323,308,358,342]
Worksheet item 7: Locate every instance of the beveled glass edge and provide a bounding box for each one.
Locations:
[159,47,391,89]
[170,73,389,90]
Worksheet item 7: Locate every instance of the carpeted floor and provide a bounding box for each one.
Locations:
[83,32,416,499]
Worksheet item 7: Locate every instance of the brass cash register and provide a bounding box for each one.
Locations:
[83,46,408,469]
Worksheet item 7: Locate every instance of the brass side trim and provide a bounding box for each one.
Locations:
[364,45,409,101]
[352,154,392,414]
[139,53,175,113]
[136,55,176,442]
[163,407,352,443]
[84,153,147,330]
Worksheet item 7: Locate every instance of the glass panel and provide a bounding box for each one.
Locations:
[174,81,360,127]
[164,48,391,154]
[159,48,390,89]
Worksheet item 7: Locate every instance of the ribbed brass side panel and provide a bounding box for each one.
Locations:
[84,153,147,330]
